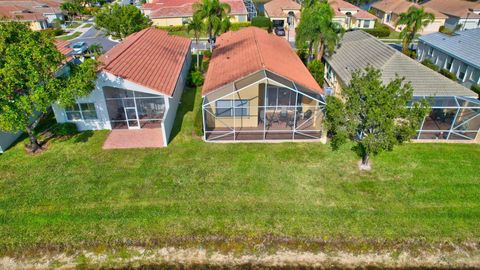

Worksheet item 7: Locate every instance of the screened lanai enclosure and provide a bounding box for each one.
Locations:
[103,86,166,129]
[412,96,480,141]
[202,70,326,141]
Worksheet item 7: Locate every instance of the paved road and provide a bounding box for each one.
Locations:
[72,27,119,53]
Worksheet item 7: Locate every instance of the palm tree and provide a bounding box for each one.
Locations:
[187,14,204,69]
[315,20,344,60]
[88,43,103,57]
[396,6,435,56]
[193,0,231,49]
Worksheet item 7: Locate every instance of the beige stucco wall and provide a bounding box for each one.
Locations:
[152,14,246,27]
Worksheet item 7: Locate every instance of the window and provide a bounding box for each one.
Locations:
[65,103,97,121]
[215,100,249,117]
[470,69,480,83]
[458,64,467,80]
[445,56,453,70]
[427,47,433,57]
[363,20,370,28]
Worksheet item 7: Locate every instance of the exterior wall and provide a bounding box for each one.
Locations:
[445,16,480,31]
[151,14,247,26]
[162,49,191,145]
[417,41,480,88]
[29,20,48,30]
[0,131,22,153]
[44,13,64,24]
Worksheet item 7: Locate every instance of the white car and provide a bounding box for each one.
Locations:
[72,42,88,55]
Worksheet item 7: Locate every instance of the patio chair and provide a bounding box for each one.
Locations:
[279,107,288,122]
[304,109,313,119]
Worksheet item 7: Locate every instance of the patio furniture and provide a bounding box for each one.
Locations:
[279,107,288,122]
[304,109,313,119]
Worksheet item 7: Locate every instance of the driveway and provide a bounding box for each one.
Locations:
[72,27,119,53]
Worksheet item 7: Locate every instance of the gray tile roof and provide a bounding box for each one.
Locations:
[419,28,480,70]
[324,30,476,97]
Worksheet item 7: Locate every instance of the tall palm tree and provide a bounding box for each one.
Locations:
[193,0,231,48]
[315,20,344,60]
[396,6,435,56]
[187,14,204,69]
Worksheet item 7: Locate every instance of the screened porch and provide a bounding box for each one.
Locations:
[202,70,326,142]
[412,96,480,141]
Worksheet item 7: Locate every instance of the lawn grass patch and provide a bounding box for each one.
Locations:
[0,87,479,255]
[56,32,82,41]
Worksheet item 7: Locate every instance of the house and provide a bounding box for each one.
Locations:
[141,0,248,27]
[52,28,192,147]
[417,28,480,89]
[370,0,447,34]
[0,38,73,154]
[264,0,301,28]
[202,27,325,142]
[323,30,480,142]
[422,0,480,31]
[0,0,64,30]
[329,0,376,29]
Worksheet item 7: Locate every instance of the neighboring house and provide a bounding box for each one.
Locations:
[329,0,376,29]
[370,0,446,34]
[141,0,248,27]
[422,0,480,31]
[0,0,64,29]
[264,0,301,28]
[417,28,480,89]
[202,27,325,142]
[0,39,73,154]
[52,28,192,147]
[324,30,480,142]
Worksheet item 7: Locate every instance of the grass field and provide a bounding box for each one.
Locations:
[0,87,479,255]
[56,31,82,41]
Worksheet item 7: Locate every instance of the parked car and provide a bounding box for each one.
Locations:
[72,42,88,55]
[274,27,285,36]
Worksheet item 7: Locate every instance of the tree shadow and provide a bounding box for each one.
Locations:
[169,87,197,142]
[73,130,94,143]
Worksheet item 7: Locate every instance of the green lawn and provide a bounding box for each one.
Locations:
[56,32,82,41]
[0,87,479,254]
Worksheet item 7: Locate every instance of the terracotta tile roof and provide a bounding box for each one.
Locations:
[54,40,73,56]
[0,5,47,21]
[0,0,62,16]
[329,0,376,20]
[264,0,301,18]
[142,0,247,18]
[353,10,377,20]
[99,28,191,97]
[422,0,480,19]
[203,27,322,95]
[372,0,447,19]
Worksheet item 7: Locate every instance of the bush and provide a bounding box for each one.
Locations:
[307,60,325,86]
[421,59,439,71]
[439,25,454,35]
[440,69,457,81]
[471,84,480,97]
[50,122,78,136]
[156,25,186,32]
[364,22,391,37]
[188,70,204,87]
[230,22,251,31]
[251,16,272,31]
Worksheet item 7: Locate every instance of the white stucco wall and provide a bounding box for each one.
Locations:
[161,49,192,145]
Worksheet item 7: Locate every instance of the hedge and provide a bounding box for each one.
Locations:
[439,69,457,81]
[364,22,391,38]
[251,16,272,30]
[421,59,439,71]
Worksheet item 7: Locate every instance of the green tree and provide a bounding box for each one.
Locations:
[87,43,103,57]
[60,0,83,22]
[296,1,343,63]
[187,14,204,69]
[396,6,434,56]
[307,59,324,86]
[0,22,98,152]
[325,66,430,168]
[95,4,152,40]
[193,0,231,48]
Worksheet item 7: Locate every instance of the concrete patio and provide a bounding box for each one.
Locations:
[102,129,164,149]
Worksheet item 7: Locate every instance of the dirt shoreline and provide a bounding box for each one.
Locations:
[2,245,480,269]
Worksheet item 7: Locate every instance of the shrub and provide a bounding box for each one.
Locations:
[364,22,391,37]
[439,25,454,35]
[50,122,78,136]
[251,16,272,31]
[471,84,480,98]
[188,70,204,87]
[421,59,439,71]
[307,60,325,86]
[156,25,186,32]
[440,69,457,81]
[230,22,251,31]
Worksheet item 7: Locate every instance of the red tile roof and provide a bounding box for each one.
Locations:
[0,5,46,21]
[264,0,301,18]
[422,0,480,19]
[54,40,73,56]
[329,0,377,20]
[353,10,377,19]
[203,27,322,95]
[143,0,247,18]
[372,0,447,19]
[99,28,191,97]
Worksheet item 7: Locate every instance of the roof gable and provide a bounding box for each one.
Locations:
[99,28,191,96]
[202,27,322,96]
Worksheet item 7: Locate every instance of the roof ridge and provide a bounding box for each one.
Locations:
[103,28,153,69]
[252,28,266,69]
